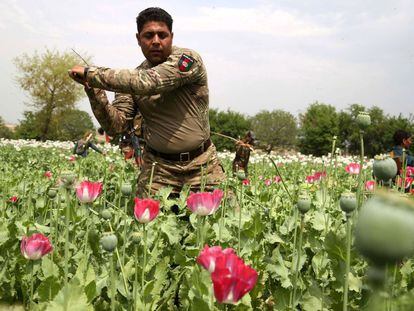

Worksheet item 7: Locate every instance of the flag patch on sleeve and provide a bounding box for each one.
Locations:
[178,54,194,72]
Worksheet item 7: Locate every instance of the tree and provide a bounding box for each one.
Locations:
[209,109,251,151]
[0,116,13,139]
[250,110,297,150]
[299,102,339,156]
[14,49,88,140]
[14,109,94,141]
[52,109,94,141]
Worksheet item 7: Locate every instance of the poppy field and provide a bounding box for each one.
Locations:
[1,138,414,311]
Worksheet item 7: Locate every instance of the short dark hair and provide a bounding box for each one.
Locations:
[393,129,411,145]
[136,7,173,33]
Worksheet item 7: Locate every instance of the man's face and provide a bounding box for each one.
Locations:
[137,21,173,65]
[403,137,412,149]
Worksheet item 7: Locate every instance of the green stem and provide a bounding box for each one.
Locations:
[269,157,293,203]
[292,215,304,310]
[343,215,352,311]
[356,131,364,210]
[64,188,70,311]
[30,261,34,309]
[238,183,243,254]
[107,222,129,297]
[110,253,115,311]
[122,197,128,266]
[134,244,139,311]
[142,223,147,291]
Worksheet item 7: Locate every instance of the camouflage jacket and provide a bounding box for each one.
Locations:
[85,46,210,154]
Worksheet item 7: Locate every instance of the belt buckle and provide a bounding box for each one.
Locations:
[179,152,190,162]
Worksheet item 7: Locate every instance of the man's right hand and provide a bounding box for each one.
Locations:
[68,65,87,85]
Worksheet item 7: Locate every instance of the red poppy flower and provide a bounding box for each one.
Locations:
[186,189,223,216]
[264,179,272,186]
[44,171,52,178]
[211,251,258,304]
[305,175,315,183]
[197,245,236,273]
[9,196,18,203]
[134,197,160,223]
[75,181,103,203]
[20,233,53,260]
[273,176,281,183]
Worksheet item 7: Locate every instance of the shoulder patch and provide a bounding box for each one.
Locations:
[178,54,195,72]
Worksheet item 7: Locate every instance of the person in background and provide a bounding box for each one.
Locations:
[390,129,414,172]
[73,130,104,157]
[232,131,256,177]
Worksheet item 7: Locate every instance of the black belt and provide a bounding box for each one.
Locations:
[146,138,212,162]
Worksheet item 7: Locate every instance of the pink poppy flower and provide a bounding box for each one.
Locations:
[273,176,281,183]
[75,181,103,203]
[186,189,223,216]
[396,176,414,189]
[211,251,258,304]
[403,166,414,177]
[197,245,236,273]
[134,197,160,223]
[20,233,53,260]
[264,179,272,186]
[242,179,250,186]
[44,171,52,179]
[69,155,76,162]
[258,175,263,180]
[345,163,360,175]
[365,180,375,191]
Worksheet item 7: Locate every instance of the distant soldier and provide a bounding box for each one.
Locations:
[69,7,225,196]
[232,131,256,177]
[73,130,103,157]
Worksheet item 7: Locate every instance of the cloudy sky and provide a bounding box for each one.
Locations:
[1,0,413,125]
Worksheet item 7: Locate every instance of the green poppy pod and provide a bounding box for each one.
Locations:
[236,170,246,181]
[100,233,118,252]
[356,112,371,129]
[48,188,58,199]
[61,171,76,187]
[339,192,357,214]
[131,232,141,244]
[101,209,112,220]
[373,155,397,183]
[354,193,414,264]
[121,183,132,196]
[297,193,311,214]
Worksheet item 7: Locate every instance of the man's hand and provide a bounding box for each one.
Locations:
[68,65,87,86]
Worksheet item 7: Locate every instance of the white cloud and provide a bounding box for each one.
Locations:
[175,6,334,37]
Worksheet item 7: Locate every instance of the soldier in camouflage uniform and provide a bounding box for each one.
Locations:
[69,7,225,197]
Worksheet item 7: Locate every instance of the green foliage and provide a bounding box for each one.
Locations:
[250,110,297,150]
[209,108,251,151]
[337,104,414,157]
[0,116,14,139]
[15,110,94,141]
[13,49,90,141]
[299,102,339,156]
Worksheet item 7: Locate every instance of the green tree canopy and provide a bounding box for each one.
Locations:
[299,102,339,156]
[250,110,297,150]
[209,108,251,151]
[14,49,90,140]
[0,116,14,139]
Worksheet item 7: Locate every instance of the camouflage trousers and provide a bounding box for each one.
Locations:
[136,143,226,197]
